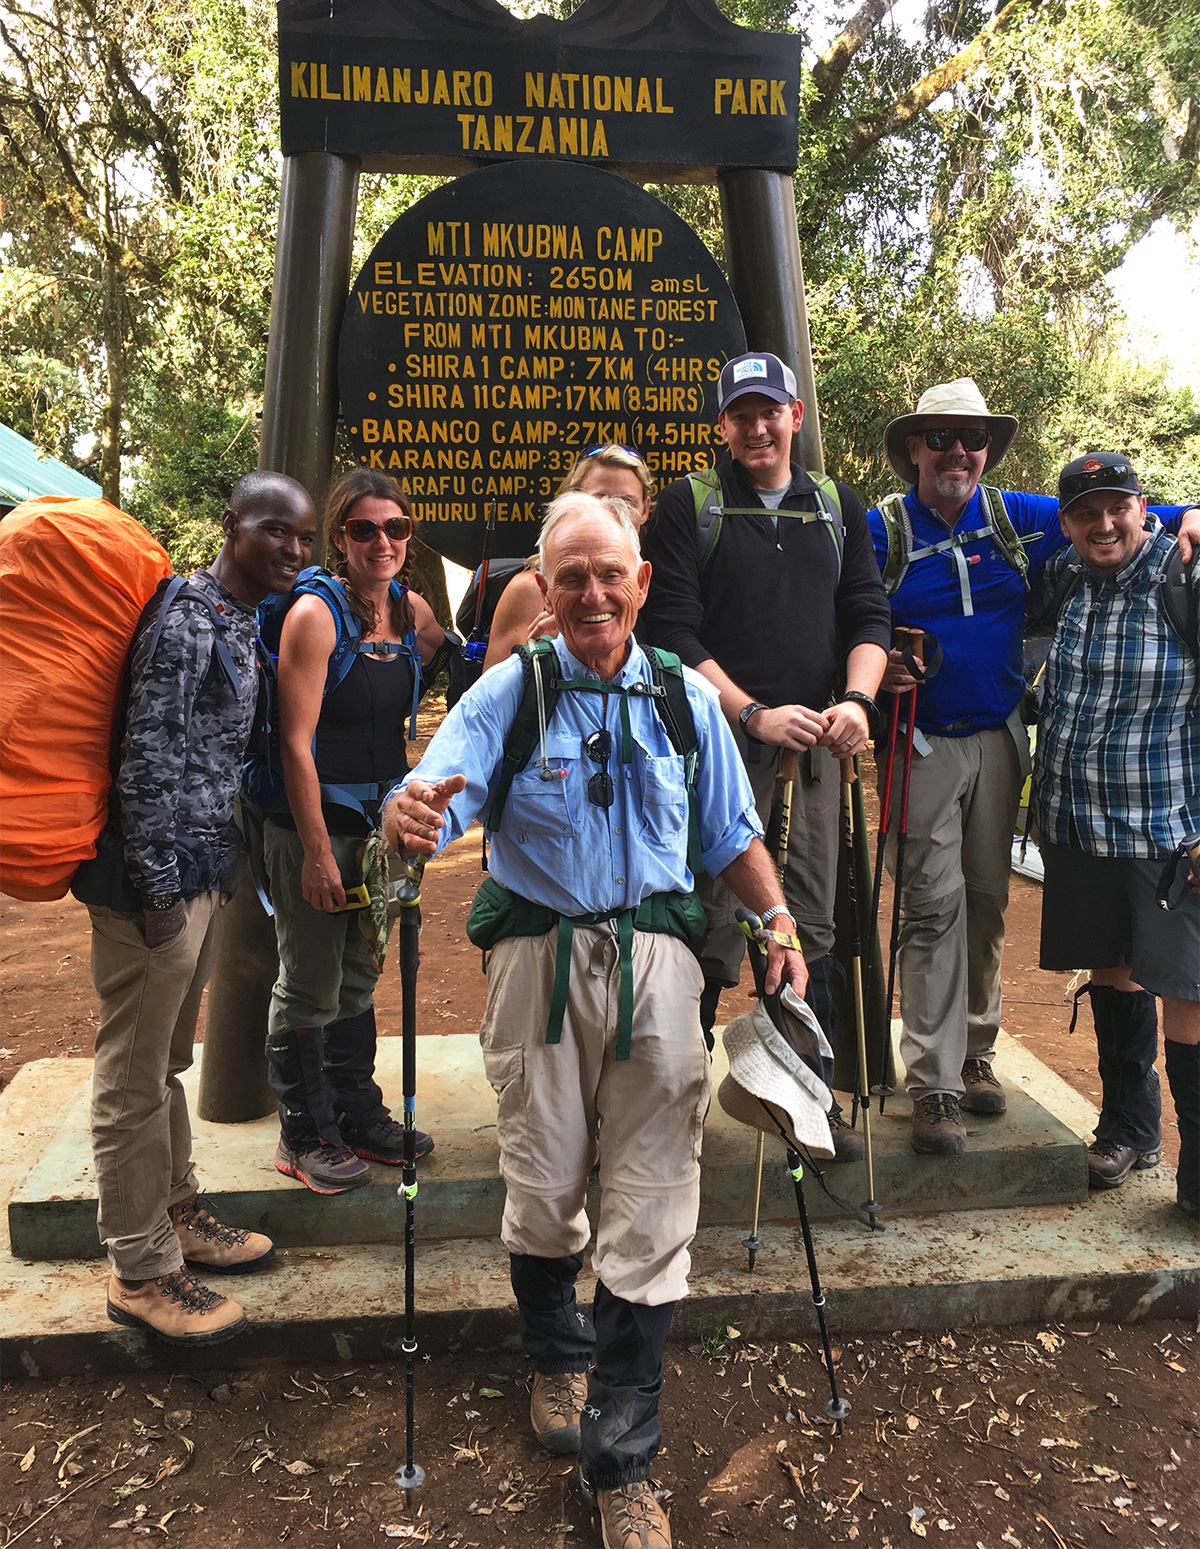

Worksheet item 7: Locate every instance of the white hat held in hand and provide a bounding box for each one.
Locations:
[719,985,835,1158]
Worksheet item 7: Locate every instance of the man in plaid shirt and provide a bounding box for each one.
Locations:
[1032,452,1198,1215]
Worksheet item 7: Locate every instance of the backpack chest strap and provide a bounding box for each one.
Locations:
[907,523,995,616]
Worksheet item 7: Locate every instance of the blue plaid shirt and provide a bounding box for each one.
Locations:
[1032,526,1200,859]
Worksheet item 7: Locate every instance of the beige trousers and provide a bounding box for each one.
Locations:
[88,894,221,1279]
[699,737,840,983]
[480,924,709,1306]
[881,727,1022,1097]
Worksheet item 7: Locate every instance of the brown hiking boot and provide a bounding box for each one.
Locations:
[597,1480,672,1549]
[911,1092,966,1155]
[828,1103,866,1162]
[172,1193,275,1275]
[960,1059,1007,1115]
[106,1269,248,1346]
[530,1370,588,1454]
[1086,1139,1162,1191]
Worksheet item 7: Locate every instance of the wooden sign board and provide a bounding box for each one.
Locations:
[338,161,746,566]
[279,0,801,177]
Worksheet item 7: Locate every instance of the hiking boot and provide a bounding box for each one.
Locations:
[827,1102,865,1163]
[596,1479,672,1549]
[172,1193,275,1275]
[1086,1139,1162,1191]
[106,1269,248,1347]
[274,1138,370,1194]
[339,1113,435,1166]
[911,1092,967,1156]
[960,1058,1007,1115]
[530,1370,587,1454]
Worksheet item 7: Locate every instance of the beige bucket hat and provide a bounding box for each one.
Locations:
[718,986,835,1158]
[884,378,1019,485]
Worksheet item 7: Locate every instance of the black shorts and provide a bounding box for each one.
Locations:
[1039,841,1200,1001]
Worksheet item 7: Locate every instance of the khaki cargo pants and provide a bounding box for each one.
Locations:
[480,923,709,1307]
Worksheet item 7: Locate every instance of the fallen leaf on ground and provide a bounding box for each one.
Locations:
[20,1445,35,1472]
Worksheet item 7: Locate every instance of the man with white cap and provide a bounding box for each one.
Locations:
[868,381,1200,1156]
[641,352,891,1155]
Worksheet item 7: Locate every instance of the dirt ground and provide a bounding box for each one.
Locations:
[1,1321,1196,1548]
[1,730,1194,1548]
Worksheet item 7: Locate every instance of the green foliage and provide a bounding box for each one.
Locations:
[125,400,253,571]
[2,0,1197,524]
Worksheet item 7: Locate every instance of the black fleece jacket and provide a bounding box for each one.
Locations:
[640,457,892,711]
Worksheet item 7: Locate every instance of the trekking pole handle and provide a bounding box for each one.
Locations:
[395,851,427,908]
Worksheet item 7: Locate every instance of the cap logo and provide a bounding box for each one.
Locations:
[732,358,768,383]
[1082,459,1104,472]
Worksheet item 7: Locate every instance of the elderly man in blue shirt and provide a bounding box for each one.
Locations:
[867,379,1200,1158]
[384,490,805,1549]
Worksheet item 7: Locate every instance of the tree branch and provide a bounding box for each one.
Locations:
[838,0,1037,171]
[809,0,896,124]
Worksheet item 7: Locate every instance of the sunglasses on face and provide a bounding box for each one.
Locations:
[584,728,615,808]
[582,444,644,462]
[342,516,412,543]
[920,427,990,453]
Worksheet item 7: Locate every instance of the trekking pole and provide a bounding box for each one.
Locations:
[742,1131,766,1271]
[393,850,427,1494]
[880,628,925,1117]
[839,758,882,1231]
[738,911,851,1430]
[741,747,799,1273]
[863,689,900,1103]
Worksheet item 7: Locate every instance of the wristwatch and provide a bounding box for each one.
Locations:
[738,701,769,739]
[839,690,880,737]
[142,891,183,912]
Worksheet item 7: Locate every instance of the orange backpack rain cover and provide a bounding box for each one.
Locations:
[0,496,172,900]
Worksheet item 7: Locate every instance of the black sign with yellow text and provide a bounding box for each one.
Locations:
[279,0,801,175]
[338,161,745,566]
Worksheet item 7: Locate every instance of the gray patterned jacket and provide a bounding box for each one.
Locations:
[118,568,259,899]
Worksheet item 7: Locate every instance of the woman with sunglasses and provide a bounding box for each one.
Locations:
[483,444,654,668]
[265,470,445,1195]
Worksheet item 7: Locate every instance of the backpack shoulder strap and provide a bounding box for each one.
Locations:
[808,473,844,576]
[144,576,241,698]
[484,639,561,835]
[295,568,361,694]
[1160,543,1200,662]
[688,466,724,573]
[878,493,912,596]
[644,646,704,876]
[978,485,1032,586]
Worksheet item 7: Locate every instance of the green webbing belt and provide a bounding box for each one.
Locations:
[546,907,636,1059]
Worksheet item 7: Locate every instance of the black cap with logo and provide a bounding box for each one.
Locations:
[1058,451,1143,512]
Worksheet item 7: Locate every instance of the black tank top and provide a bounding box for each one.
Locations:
[313,651,414,830]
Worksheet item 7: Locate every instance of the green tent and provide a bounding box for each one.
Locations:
[0,423,103,510]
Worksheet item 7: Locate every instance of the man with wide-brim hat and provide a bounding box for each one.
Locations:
[866,380,1200,1159]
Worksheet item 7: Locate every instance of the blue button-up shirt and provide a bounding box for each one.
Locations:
[392,637,761,916]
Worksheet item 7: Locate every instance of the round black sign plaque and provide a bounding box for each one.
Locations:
[338,160,745,567]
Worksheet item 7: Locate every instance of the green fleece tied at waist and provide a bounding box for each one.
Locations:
[466,878,706,1059]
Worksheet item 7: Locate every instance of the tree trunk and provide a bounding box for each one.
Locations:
[99,223,123,508]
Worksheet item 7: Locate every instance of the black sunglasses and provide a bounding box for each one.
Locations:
[343,516,412,543]
[582,444,644,462]
[584,728,615,808]
[920,427,990,453]
[1059,463,1139,502]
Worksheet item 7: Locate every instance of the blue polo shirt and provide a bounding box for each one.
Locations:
[866,488,1185,737]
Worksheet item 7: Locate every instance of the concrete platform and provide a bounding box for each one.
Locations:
[2,1036,1195,1377]
[8,1034,1088,1261]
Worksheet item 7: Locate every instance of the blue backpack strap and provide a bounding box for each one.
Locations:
[145,576,241,698]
